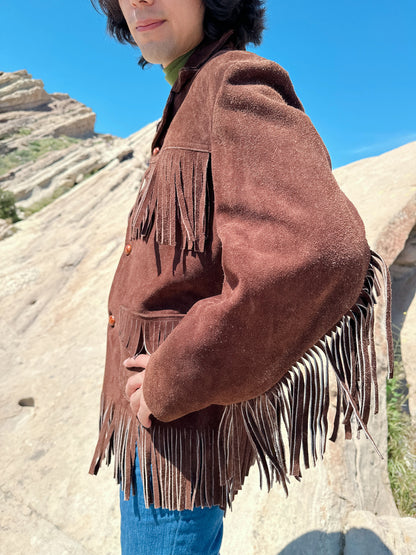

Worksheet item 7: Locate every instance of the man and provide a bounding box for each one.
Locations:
[90,1,393,553]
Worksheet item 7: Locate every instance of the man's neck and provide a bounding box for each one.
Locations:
[163,49,196,86]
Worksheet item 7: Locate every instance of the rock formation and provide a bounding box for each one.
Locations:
[0,70,50,112]
[0,70,128,211]
[0,70,95,135]
[0,70,414,554]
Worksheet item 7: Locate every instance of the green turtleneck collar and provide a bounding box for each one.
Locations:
[163,49,195,86]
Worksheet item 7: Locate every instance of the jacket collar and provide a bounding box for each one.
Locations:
[151,30,236,151]
[171,30,235,93]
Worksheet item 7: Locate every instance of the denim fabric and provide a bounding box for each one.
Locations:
[120,450,224,554]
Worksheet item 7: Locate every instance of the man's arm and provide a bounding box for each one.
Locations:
[141,55,370,422]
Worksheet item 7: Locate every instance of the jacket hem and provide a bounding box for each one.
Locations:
[90,250,393,510]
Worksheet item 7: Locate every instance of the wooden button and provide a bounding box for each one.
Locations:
[152,147,160,156]
[124,244,132,255]
[108,315,116,327]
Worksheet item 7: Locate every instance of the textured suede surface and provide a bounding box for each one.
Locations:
[90,33,380,509]
[141,49,369,421]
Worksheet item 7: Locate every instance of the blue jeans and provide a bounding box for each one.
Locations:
[119,450,224,554]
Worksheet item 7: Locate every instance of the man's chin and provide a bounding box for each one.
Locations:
[138,43,173,67]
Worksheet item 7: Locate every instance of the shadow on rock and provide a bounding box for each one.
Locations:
[278,528,393,555]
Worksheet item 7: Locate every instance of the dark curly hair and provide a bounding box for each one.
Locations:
[91,1,266,67]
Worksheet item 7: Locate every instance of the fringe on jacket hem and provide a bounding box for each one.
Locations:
[89,251,393,510]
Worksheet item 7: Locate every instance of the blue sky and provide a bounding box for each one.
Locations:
[1,1,415,168]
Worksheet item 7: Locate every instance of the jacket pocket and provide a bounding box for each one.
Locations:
[118,305,185,358]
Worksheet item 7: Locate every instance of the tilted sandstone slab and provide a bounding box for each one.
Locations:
[334,141,416,267]
[389,227,416,418]
[0,97,95,147]
[1,136,134,206]
[0,71,95,139]
[336,142,416,418]
[0,70,119,212]
[0,122,156,554]
[0,70,50,112]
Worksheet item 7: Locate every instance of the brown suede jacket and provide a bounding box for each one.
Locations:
[90,32,393,511]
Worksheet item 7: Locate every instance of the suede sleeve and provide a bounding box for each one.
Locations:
[143,55,370,422]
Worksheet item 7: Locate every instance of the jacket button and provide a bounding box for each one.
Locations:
[152,147,160,156]
[108,315,116,327]
[124,244,132,255]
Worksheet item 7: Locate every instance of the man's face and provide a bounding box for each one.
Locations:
[118,0,205,68]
